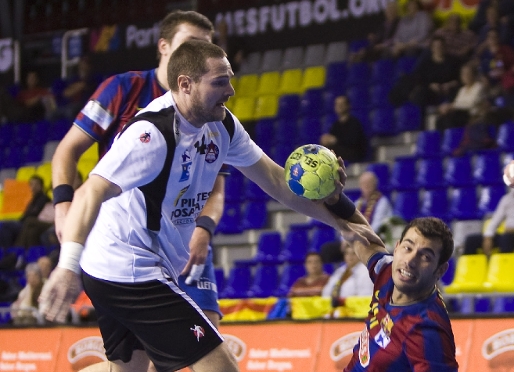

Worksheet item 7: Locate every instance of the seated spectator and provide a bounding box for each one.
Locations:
[319,95,368,163]
[390,0,434,58]
[436,63,486,131]
[468,0,514,37]
[462,188,514,256]
[349,1,399,63]
[288,253,330,297]
[476,29,514,101]
[320,171,393,263]
[10,263,44,325]
[321,241,374,309]
[474,4,513,51]
[15,70,56,122]
[51,56,100,121]
[0,175,50,250]
[432,13,477,63]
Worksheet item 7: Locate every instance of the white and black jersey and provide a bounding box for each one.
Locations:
[80,91,263,283]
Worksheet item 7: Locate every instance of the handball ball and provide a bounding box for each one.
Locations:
[284,144,339,200]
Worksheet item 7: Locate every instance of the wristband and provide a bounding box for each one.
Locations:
[57,242,84,274]
[196,216,216,238]
[324,192,356,219]
[53,184,75,205]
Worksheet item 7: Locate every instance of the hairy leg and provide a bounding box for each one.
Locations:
[79,350,150,372]
[190,343,238,372]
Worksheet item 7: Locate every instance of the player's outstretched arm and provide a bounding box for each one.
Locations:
[40,175,121,323]
[52,126,96,242]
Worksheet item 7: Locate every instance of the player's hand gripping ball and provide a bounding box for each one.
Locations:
[285,144,339,200]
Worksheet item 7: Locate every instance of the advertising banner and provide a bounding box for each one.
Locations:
[0,37,14,86]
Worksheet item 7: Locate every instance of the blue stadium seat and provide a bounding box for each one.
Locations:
[247,263,279,298]
[271,144,296,167]
[370,83,393,108]
[278,224,311,263]
[277,94,301,120]
[224,171,245,203]
[298,116,322,144]
[300,88,324,118]
[349,39,369,53]
[32,120,51,145]
[309,226,336,252]
[416,158,445,189]
[216,202,243,234]
[49,118,71,141]
[473,150,503,186]
[275,118,298,146]
[12,123,34,146]
[395,55,418,79]
[396,103,422,132]
[415,130,441,158]
[241,201,267,230]
[346,86,369,110]
[325,61,347,95]
[440,256,456,286]
[254,118,275,151]
[477,185,505,218]
[25,246,47,263]
[371,58,395,86]
[346,62,370,88]
[448,187,480,220]
[496,121,514,152]
[2,146,25,169]
[245,179,269,202]
[493,296,514,313]
[390,156,417,191]
[351,109,372,137]
[274,263,306,297]
[444,155,474,187]
[0,125,14,149]
[370,106,395,136]
[220,265,252,299]
[419,188,448,222]
[322,112,337,132]
[366,163,390,194]
[254,232,282,263]
[393,191,419,222]
[441,127,465,155]
[24,144,44,164]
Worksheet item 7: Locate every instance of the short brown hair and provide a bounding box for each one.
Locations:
[157,10,214,59]
[167,40,226,92]
[399,217,454,267]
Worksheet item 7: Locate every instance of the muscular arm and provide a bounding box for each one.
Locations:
[52,126,96,241]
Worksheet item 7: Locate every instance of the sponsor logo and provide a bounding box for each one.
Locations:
[195,135,207,154]
[359,327,370,368]
[329,331,361,362]
[190,325,205,342]
[126,22,160,49]
[67,336,106,371]
[482,328,514,360]
[139,131,151,143]
[179,149,192,182]
[205,141,219,164]
[0,38,13,72]
[223,334,247,361]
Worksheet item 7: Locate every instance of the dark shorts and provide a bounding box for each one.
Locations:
[178,247,221,317]
[82,271,223,372]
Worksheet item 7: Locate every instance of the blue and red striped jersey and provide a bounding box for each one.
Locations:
[74,69,166,158]
[344,252,458,372]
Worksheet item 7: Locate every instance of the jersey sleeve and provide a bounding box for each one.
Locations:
[405,321,458,372]
[74,74,125,142]
[224,112,263,167]
[90,120,166,192]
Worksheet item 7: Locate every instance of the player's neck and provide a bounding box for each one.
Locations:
[390,286,436,306]
[156,66,170,91]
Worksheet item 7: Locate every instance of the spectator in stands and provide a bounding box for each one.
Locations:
[435,63,486,131]
[390,0,433,58]
[462,188,514,256]
[51,56,100,121]
[468,0,514,37]
[319,95,367,163]
[15,70,56,122]
[213,19,246,74]
[349,1,399,63]
[474,4,513,49]
[432,13,477,63]
[407,36,461,110]
[10,263,44,325]
[321,240,374,312]
[0,175,50,250]
[320,171,393,263]
[475,29,514,102]
[288,253,330,297]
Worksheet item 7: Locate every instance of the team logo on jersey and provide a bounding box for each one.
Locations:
[139,131,151,143]
[359,327,370,368]
[180,149,192,182]
[205,141,219,164]
[190,325,205,342]
[374,314,393,349]
[194,135,207,154]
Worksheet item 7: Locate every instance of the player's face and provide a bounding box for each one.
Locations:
[188,57,235,126]
[391,227,446,303]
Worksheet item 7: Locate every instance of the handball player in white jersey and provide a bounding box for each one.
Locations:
[40,40,376,371]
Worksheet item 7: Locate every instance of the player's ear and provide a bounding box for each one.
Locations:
[158,38,171,57]
[177,75,192,94]
[435,261,449,280]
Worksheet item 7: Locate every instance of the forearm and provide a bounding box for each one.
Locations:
[198,175,225,224]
